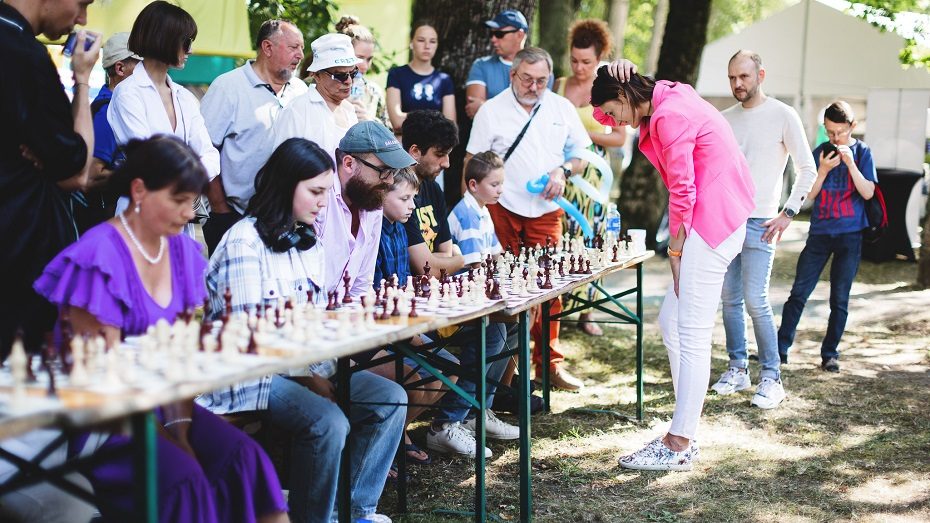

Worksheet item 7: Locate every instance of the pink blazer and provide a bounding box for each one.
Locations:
[638,81,755,248]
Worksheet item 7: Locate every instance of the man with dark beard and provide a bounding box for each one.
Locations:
[318,121,416,297]
[199,19,308,253]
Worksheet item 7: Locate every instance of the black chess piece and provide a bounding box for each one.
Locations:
[558,258,565,278]
[223,286,233,318]
[541,267,553,289]
[326,291,337,311]
[41,333,57,397]
[612,244,619,263]
[489,279,502,300]
[467,267,474,281]
[409,297,419,317]
[569,255,576,274]
[342,271,353,303]
[247,330,258,355]
[585,259,592,274]
[391,297,401,317]
[440,268,448,283]
[423,260,431,276]
[380,300,391,320]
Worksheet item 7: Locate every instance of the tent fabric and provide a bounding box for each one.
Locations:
[44,0,254,59]
[696,0,930,100]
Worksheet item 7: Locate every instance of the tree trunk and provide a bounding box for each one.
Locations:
[537,0,578,78]
[607,0,630,59]
[412,0,538,208]
[644,0,669,75]
[618,0,711,248]
[918,192,930,288]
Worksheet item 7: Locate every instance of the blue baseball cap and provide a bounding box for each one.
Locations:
[339,121,416,169]
[485,9,528,32]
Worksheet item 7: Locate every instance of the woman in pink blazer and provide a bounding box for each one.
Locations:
[591,63,755,471]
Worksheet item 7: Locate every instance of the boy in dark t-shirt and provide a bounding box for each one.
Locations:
[777,101,877,373]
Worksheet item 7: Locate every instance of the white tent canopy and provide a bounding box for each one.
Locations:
[696,0,930,125]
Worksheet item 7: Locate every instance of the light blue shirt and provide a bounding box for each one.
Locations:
[466,54,555,99]
[449,192,502,265]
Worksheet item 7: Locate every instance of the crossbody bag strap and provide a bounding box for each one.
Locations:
[504,103,541,162]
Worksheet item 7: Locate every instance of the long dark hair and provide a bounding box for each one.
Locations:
[111,134,208,196]
[591,65,657,111]
[248,138,334,248]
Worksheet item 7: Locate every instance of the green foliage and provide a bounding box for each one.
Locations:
[707,0,791,43]
[246,0,337,51]
[848,0,930,68]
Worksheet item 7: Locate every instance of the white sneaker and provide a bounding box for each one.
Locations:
[750,377,786,409]
[427,422,492,458]
[464,410,519,440]
[618,437,696,472]
[355,515,391,523]
[711,367,751,395]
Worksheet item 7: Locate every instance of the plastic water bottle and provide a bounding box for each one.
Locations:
[606,203,622,241]
[350,75,365,100]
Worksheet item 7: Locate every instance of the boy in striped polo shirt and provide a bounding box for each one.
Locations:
[449,151,505,266]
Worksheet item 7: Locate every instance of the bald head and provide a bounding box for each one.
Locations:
[727,50,766,107]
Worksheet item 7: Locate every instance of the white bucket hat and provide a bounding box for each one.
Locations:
[306,33,362,73]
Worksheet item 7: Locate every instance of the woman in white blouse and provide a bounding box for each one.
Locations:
[107,1,219,227]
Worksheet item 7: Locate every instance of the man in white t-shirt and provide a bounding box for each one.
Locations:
[467,47,591,390]
[711,50,818,409]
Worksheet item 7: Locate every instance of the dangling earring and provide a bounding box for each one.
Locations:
[134,201,141,214]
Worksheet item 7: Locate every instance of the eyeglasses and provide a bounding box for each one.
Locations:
[491,29,519,39]
[826,127,852,138]
[183,37,194,54]
[352,155,396,181]
[324,68,360,83]
[515,72,548,88]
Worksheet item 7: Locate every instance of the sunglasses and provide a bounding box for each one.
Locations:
[352,155,396,181]
[491,29,519,39]
[324,68,360,83]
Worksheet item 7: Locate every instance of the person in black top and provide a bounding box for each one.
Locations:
[401,110,465,276]
[0,0,101,357]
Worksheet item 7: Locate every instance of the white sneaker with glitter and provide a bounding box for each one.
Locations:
[618,437,696,472]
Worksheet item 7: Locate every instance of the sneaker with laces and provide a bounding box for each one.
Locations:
[750,377,786,409]
[464,410,519,440]
[821,358,840,373]
[710,367,751,395]
[618,437,696,471]
[426,422,492,458]
[355,515,392,523]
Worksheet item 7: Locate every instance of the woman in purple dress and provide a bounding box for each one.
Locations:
[34,135,288,523]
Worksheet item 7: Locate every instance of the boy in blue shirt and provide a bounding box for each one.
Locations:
[777,101,877,373]
[449,150,505,267]
[375,169,419,286]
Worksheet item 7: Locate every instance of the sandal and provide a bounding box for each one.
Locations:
[404,442,432,465]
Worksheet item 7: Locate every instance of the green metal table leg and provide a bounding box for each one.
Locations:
[636,263,644,421]
[540,301,551,413]
[475,316,488,523]
[337,357,352,523]
[518,311,532,522]
[131,412,158,523]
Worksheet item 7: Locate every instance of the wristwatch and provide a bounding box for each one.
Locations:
[783,207,797,218]
[560,165,572,178]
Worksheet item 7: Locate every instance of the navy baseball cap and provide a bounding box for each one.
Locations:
[485,9,528,32]
[339,121,416,169]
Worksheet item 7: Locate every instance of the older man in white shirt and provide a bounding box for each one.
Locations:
[466,46,591,391]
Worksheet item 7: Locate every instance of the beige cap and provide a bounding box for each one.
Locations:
[102,32,142,69]
[306,33,362,73]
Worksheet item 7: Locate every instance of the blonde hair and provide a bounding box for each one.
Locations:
[336,15,374,44]
[465,151,504,184]
[389,167,420,192]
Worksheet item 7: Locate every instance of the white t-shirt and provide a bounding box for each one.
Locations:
[722,97,817,218]
[467,87,591,218]
[272,85,358,162]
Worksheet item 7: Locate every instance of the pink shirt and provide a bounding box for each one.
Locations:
[638,81,755,248]
[316,174,383,297]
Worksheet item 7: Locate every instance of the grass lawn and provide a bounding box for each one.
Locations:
[380,227,930,522]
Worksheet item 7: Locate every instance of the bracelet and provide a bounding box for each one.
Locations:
[667,246,682,257]
[163,417,193,428]
[73,82,89,89]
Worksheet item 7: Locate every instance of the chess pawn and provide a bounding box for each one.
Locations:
[408,297,419,317]
[541,267,553,289]
[9,336,28,401]
[69,336,89,387]
[104,349,123,388]
[391,296,401,317]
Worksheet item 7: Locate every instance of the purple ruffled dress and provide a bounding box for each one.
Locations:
[34,223,287,523]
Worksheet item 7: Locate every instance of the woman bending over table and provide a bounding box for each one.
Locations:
[34,135,288,522]
[590,62,754,471]
[199,138,406,523]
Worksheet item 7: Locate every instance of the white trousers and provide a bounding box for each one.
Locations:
[658,225,746,439]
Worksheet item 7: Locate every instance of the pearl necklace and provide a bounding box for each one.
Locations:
[118,212,165,264]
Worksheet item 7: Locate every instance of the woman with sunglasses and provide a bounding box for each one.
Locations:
[273,33,361,159]
[34,135,288,523]
[385,21,456,130]
[590,61,755,471]
[201,138,405,523]
[107,1,219,230]
[335,15,392,129]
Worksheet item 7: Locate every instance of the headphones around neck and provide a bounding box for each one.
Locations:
[273,222,317,252]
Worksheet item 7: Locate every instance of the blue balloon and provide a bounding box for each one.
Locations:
[526,174,594,239]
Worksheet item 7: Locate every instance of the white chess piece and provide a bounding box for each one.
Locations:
[9,337,28,401]
[69,336,89,387]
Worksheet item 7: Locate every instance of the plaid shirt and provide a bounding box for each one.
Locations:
[374,217,410,288]
[195,217,333,415]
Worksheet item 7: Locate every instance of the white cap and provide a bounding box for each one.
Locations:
[306,33,362,73]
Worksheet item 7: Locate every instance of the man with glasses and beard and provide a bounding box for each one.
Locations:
[199,19,308,253]
[317,121,416,298]
[467,47,590,391]
[273,32,361,162]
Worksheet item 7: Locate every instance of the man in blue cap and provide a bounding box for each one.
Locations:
[464,9,531,119]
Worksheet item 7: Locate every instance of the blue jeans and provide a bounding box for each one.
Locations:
[265,372,406,523]
[721,218,781,380]
[434,322,510,423]
[777,231,863,361]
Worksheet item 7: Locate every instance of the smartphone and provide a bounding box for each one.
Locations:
[822,142,838,159]
[63,31,96,57]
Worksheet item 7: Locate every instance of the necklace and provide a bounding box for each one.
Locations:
[118,212,165,264]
